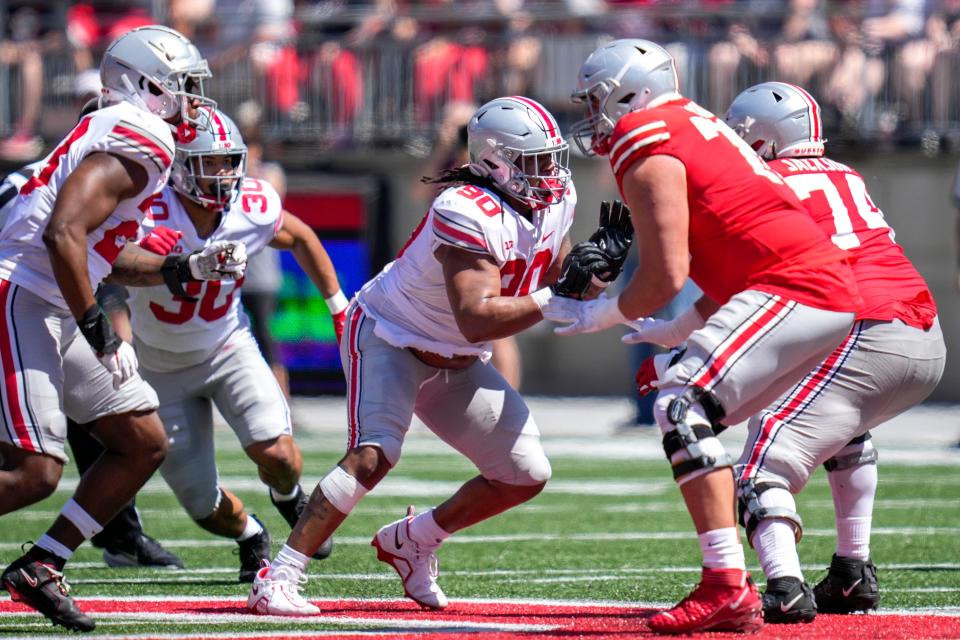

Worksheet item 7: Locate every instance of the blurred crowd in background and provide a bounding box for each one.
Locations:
[1,0,960,163]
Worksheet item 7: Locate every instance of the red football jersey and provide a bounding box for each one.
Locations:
[771,156,936,329]
[609,97,861,312]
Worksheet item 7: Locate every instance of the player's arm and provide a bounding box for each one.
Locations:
[615,154,691,319]
[108,243,167,286]
[43,152,148,320]
[271,211,349,341]
[439,244,543,343]
[270,211,341,297]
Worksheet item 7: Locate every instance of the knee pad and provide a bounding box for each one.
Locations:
[162,466,222,520]
[509,450,553,486]
[319,465,368,515]
[655,386,730,484]
[737,478,803,546]
[824,431,878,472]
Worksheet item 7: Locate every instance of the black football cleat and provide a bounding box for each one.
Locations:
[237,515,272,583]
[271,486,333,560]
[813,554,880,614]
[1,554,95,632]
[762,576,817,624]
[103,534,184,569]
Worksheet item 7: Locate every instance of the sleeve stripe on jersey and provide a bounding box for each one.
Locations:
[609,120,668,159]
[432,211,488,252]
[110,124,173,172]
[115,120,175,158]
[612,132,672,175]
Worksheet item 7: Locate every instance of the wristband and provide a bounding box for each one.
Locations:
[325,290,349,314]
[591,274,611,289]
[78,304,121,355]
[529,287,554,310]
[161,255,199,301]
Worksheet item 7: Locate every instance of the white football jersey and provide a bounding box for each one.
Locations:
[357,181,577,360]
[0,162,41,230]
[127,177,283,371]
[0,102,174,308]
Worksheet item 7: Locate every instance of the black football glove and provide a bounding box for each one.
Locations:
[589,199,634,283]
[551,241,612,299]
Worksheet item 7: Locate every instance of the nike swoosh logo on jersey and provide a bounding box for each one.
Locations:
[780,592,804,613]
[19,569,38,588]
[842,578,863,598]
[542,231,555,242]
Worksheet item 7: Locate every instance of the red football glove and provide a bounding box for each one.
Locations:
[333,310,346,344]
[139,226,183,256]
[635,356,660,396]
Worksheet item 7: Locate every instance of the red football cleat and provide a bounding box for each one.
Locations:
[648,567,763,635]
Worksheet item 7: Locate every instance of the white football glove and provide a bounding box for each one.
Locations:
[189,241,247,281]
[96,342,139,390]
[542,292,630,336]
[621,305,704,348]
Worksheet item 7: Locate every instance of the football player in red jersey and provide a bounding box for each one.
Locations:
[714,82,944,622]
[543,40,865,634]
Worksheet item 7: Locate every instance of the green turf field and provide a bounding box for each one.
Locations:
[1,427,959,637]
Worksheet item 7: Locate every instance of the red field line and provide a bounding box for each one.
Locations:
[2,597,959,639]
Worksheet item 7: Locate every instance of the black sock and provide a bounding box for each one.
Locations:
[27,545,66,572]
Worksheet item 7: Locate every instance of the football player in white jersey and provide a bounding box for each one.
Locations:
[122,107,346,582]
[0,26,242,632]
[248,96,633,616]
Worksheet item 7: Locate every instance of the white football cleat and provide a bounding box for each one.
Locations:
[247,562,320,616]
[371,506,448,610]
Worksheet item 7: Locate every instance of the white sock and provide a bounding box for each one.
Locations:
[699,527,746,570]
[236,514,264,542]
[829,463,877,560]
[273,543,310,574]
[752,519,803,580]
[836,516,872,560]
[408,509,450,548]
[271,485,301,503]
[36,534,74,562]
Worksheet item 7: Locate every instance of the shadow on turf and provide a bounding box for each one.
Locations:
[76,579,241,587]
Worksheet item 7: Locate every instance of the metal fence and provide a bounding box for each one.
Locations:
[4,3,960,155]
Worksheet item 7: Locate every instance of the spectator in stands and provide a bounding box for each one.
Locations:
[823,0,925,134]
[67,2,154,72]
[203,0,303,120]
[896,0,960,126]
[0,2,64,161]
[773,0,838,89]
[705,0,778,116]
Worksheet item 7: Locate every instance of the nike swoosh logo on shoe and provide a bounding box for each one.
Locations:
[19,569,38,588]
[394,527,404,550]
[842,578,863,598]
[780,592,804,613]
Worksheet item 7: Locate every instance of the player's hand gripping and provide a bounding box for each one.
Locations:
[161,241,248,301]
[78,304,139,390]
[550,241,612,299]
[589,199,634,284]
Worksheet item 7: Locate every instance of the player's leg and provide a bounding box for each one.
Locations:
[249,305,430,615]
[647,291,854,635]
[208,330,325,555]
[65,419,182,569]
[0,286,101,632]
[142,363,273,583]
[814,319,945,614]
[369,360,551,610]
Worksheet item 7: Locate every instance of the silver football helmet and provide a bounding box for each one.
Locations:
[570,39,679,156]
[724,82,825,160]
[100,25,215,131]
[171,108,247,212]
[467,96,570,209]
